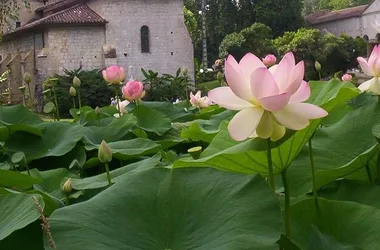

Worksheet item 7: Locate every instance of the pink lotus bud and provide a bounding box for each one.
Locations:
[122,81,145,101]
[102,65,126,84]
[262,54,277,67]
[341,73,352,82]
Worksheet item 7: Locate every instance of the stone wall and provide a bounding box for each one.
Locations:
[45,26,105,74]
[87,0,194,79]
[0,32,43,104]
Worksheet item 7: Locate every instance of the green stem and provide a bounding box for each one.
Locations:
[318,71,322,80]
[105,163,112,185]
[65,195,70,206]
[281,170,291,238]
[376,149,380,185]
[77,89,82,109]
[25,163,30,176]
[365,163,373,185]
[115,88,121,117]
[52,87,60,121]
[267,139,275,189]
[72,97,76,109]
[22,93,26,107]
[308,139,317,199]
[26,83,33,109]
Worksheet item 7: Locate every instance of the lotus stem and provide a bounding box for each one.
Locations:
[365,163,373,185]
[376,148,380,185]
[77,89,82,109]
[281,169,291,238]
[267,139,275,189]
[308,139,317,199]
[25,162,30,176]
[26,83,33,108]
[65,195,70,206]
[52,86,60,121]
[105,163,112,185]
[115,88,121,117]
[72,97,76,109]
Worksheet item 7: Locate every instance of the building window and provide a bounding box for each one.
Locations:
[141,26,150,53]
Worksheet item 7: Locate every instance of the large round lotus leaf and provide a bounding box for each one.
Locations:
[47,168,282,250]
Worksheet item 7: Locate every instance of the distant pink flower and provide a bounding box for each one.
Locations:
[102,65,126,84]
[357,45,380,94]
[122,81,145,101]
[190,90,212,108]
[208,52,328,141]
[262,54,277,67]
[341,74,352,82]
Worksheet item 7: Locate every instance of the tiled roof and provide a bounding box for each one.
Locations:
[3,4,106,37]
[306,5,368,25]
[39,4,106,24]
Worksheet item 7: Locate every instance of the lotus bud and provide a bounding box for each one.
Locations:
[23,72,32,84]
[122,81,145,101]
[262,54,277,67]
[182,67,189,76]
[98,140,112,163]
[215,59,222,67]
[102,65,126,84]
[69,86,77,97]
[18,86,26,94]
[73,76,81,88]
[341,73,352,82]
[315,61,322,72]
[62,178,72,193]
[217,71,224,81]
[95,106,102,115]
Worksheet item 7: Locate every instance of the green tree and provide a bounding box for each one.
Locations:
[184,7,200,45]
[255,0,304,36]
[0,0,29,37]
[219,23,276,60]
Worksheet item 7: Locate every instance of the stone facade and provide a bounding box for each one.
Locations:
[0,0,194,104]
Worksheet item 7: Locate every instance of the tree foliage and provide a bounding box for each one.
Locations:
[219,23,276,60]
[274,28,367,80]
[0,0,29,36]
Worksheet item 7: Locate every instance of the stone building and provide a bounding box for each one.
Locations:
[306,0,380,56]
[0,0,194,104]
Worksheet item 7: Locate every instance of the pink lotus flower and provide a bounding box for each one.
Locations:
[208,52,328,141]
[357,45,380,94]
[122,81,145,101]
[262,54,277,67]
[190,90,212,108]
[102,65,126,84]
[341,73,352,82]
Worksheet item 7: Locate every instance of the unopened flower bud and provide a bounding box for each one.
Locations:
[98,140,112,163]
[262,54,277,67]
[182,67,189,76]
[73,76,81,88]
[62,178,72,193]
[315,61,321,72]
[341,73,352,82]
[95,106,102,115]
[23,72,32,84]
[69,86,77,97]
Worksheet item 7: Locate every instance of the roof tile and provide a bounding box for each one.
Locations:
[306,5,367,25]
